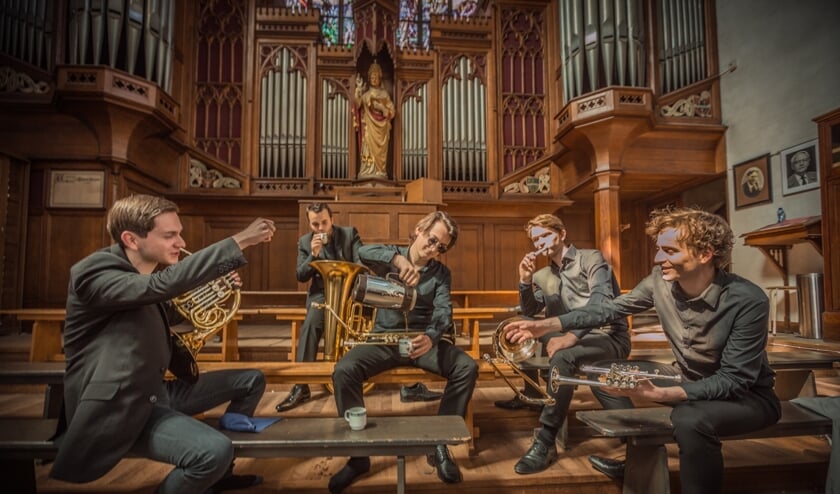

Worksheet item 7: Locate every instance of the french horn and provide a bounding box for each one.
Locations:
[169,248,241,383]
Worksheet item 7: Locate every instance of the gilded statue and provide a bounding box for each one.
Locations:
[354,61,395,179]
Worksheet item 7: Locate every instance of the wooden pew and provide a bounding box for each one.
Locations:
[576,401,831,494]
[0,415,471,494]
[0,309,66,362]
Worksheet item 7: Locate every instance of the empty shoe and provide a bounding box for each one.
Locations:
[275,384,311,412]
[400,382,443,402]
[514,438,558,474]
[494,395,543,411]
[426,444,462,483]
[588,455,625,479]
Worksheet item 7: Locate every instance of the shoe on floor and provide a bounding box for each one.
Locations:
[588,454,625,479]
[514,438,558,474]
[400,382,443,402]
[426,444,462,483]
[275,384,311,412]
[494,395,543,411]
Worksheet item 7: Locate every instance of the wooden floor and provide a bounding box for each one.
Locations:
[0,323,835,493]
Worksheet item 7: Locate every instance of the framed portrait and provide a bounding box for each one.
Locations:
[780,139,820,196]
[49,170,105,208]
[733,154,771,209]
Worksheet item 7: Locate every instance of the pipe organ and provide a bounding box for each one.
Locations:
[321,79,351,179]
[442,56,487,183]
[657,0,707,93]
[65,0,174,91]
[1,0,54,72]
[401,82,429,181]
[560,0,646,100]
[259,46,308,179]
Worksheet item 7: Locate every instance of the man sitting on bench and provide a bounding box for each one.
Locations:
[505,206,781,494]
[50,194,276,494]
[329,211,479,493]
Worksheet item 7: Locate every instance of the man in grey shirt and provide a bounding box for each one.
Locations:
[506,214,630,475]
[504,206,780,494]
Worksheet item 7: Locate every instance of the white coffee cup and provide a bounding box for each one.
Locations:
[398,338,413,357]
[344,406,367,431]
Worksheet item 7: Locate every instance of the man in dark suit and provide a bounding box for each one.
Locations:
[786,149,818,188]
[276,202,363,412]
[49,194,275,494]
[742,168,763,197]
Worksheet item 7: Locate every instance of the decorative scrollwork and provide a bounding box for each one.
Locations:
[189,159,241,189]
[0,66,50,94]
[660,90,712,118]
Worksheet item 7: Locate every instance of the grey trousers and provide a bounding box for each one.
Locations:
[130,369,266,494]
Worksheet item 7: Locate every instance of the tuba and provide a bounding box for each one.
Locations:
[169,248,241,383]
[310,260,371,361]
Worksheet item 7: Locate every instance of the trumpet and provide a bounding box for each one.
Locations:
[548,363,683,390]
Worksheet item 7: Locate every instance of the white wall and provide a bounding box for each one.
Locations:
[717,0,840,320]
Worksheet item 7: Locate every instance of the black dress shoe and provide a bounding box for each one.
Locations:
[275,384,311,412]
[206,474,262,493]
[514,438,558,474]
[588,455,625,479]
[426,444,462,483]
[494,395,543,411]
[400,382,443,402]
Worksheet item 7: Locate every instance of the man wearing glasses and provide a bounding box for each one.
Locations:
[328,211,478,493]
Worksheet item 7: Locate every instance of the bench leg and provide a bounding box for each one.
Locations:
[43,383,64,419]
[396,455,405,494]
[623,442,669,494]
[1,459,36,494]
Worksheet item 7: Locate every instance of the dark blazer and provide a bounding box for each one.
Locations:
[787,171,818,188]
[50,239,247,482]
[296,225,363,295]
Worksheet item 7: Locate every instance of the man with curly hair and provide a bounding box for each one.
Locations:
[504,206,781,494]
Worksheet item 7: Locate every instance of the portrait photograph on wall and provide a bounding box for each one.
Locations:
[733,154,771,209]
[781,139,820,196]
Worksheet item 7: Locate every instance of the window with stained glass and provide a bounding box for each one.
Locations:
[397,0,481,49]
[285,0,355,47]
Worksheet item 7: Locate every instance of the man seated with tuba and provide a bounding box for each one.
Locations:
[276,202,364,412]
[328,211,478,493]
[50,194,275,494]
[502,214,630,475]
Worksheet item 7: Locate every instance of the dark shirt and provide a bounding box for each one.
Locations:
[519,245,627,340]
[558,266,775,400]
[358,244,452,343]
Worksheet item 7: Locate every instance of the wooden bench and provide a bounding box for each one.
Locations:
[0,360,497,452]
[0,308,246,363]
[576,401,832,494]
[0,415,470,494]
[268,305,517,360]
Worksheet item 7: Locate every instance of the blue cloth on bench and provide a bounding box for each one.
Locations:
[219,413,282,433]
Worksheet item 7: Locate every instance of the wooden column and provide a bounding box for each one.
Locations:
[593,171,623,285]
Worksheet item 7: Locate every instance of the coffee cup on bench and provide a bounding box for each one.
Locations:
[344,406,367,431]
